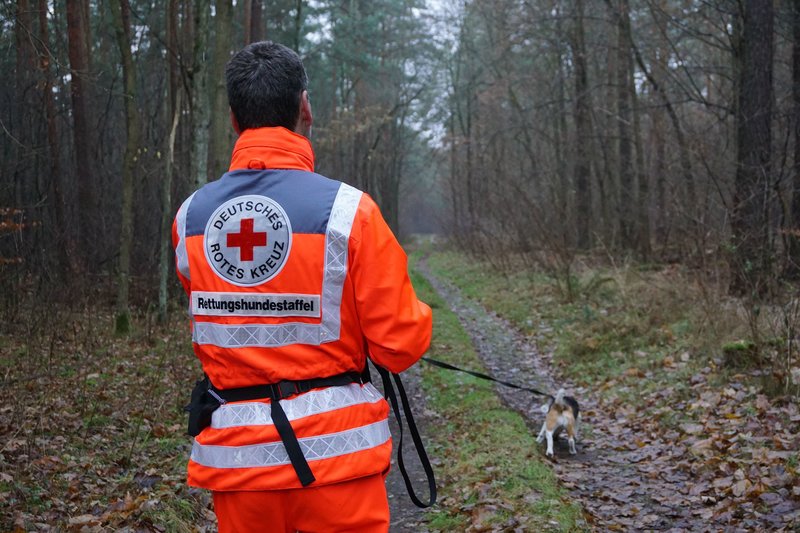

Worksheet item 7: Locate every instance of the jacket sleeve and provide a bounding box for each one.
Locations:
[349,194,432,373]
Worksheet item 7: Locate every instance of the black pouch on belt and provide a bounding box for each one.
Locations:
[184,375,221,437]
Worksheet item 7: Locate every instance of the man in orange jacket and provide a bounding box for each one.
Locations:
[172,41,432,532]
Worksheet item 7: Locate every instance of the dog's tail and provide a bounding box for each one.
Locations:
[540,388,566,413]
[553,388,566,406]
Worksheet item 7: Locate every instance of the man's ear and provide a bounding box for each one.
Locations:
[230,109,242,134]
[297,90,313,137]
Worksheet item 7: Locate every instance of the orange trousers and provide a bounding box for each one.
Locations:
[212,473,390,533]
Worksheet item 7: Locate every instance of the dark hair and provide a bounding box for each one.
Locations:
[225,41,308,131]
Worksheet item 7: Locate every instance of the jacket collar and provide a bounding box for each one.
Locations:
[229,127,315,172]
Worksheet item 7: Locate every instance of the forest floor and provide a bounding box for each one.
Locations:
[420,249,800,532]
[2,246,799,531]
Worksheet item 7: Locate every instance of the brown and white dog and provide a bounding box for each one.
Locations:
[536,388,580,457]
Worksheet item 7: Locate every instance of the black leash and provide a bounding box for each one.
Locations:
[370,355,555,508]
[373,362,437,508]
[422,357,553,399]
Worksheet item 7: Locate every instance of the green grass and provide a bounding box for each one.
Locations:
[425,251,696,386]
[410,254,586,532]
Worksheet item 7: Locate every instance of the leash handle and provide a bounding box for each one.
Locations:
[422,356,552,398]
[374,362,437,508]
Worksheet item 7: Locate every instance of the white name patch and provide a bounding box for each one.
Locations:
[192,292,321,317]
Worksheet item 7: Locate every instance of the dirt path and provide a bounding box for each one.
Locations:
[417,258,797,532]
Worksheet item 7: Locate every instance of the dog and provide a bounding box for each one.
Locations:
[536,388,580,457]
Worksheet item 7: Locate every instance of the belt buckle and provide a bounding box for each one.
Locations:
[274,381,299,400]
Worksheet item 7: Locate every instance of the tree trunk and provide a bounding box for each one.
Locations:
[38,0,71,275]
[292,0,303,51]
[623,3,651,259]
[789,0,800,275]
[554,7,570,250]
[167,0,181,116]
[243,0,252,44]
[251,0,263,42]
[191,0,211,188]
[651,94,668,248]
[66,0,94,261]
[600,8,618,246]
[614,0,635,250]
[209,0,233,179]
[571,0,592,249]
[159,90,182,323]
[15,0,36,190]
[632,86,651,259]
[244,0,263,43]
[110,0,141,334]
[158,0,183,323]
[731,0,774,294]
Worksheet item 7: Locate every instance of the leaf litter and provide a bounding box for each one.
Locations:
[0,308,216,531]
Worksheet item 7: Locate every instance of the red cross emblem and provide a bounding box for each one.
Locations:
[227,218,267,261]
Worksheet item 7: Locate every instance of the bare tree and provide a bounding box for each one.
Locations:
[570,0,592,249]
[190,0,211,188]
[611,0,637,250]
[110,0,142,333]
[37,0,71,275]
[789,0,800,275]
[209,0,234,179]
[65,0,94,260]
[158,0,184,323]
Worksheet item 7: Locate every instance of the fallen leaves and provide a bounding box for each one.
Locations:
[563,358,800,531]
[0,308,213,531]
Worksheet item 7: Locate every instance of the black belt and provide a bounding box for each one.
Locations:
[209,371,365,404]
[202,371,366,487]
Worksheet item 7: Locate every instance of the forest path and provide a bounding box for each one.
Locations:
[415,257,794,532]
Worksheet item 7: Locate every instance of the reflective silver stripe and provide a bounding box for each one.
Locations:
[192,183,362,347]
[319,183,362,342]
[194,322,323,347]
[175,192,196,282]
[191,419,390,469]
[210,383,383,429]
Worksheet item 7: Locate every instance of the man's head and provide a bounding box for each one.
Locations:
[226,41,312,136]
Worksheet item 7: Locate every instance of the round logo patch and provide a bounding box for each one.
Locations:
[204,195,292,286]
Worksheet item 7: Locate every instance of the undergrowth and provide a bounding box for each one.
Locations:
[425,248,798,422]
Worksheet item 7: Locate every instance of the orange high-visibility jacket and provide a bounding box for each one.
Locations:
[172,127,432,491]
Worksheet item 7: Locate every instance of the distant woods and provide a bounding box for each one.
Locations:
[1,0,437,327]
[1,0,798,326]
[445,0,797,299]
